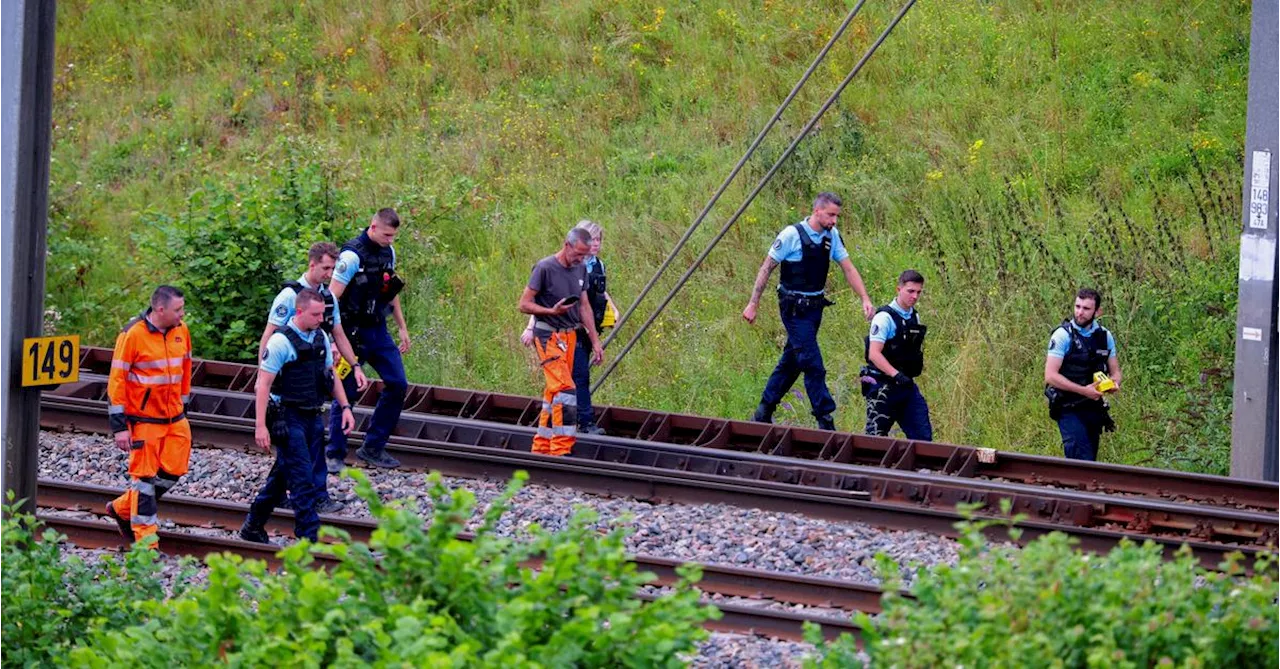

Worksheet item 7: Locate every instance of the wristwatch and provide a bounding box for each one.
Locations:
[339,404,352,412]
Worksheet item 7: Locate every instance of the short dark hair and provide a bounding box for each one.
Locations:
[373,208,401,228]
[898,269,925,286]
[151,285,184,309]
[308,242,339,263]
[565,226,592,247]
[1080,287,1100,309]
[814,192,843,209]
[1076,287,1102,308]
[295,287,325,311]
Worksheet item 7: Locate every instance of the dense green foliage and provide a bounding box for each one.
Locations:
[1,498,196,667]
[1,473,714,667]
[48,0,1248,471]
[136,137,352,360]
[806,518,1279,668]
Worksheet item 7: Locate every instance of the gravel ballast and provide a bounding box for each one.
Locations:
[39,429,957,666]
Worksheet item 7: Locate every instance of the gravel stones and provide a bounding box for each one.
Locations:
[40,428,961,666]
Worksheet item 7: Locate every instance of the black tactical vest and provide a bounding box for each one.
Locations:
[339,229,400,326]
[1054,320,1111,389]
[864,306,927,378]
[585,257,608,330]
[270,327,333,409]
[283,281,336,335]
[778,223,831,294]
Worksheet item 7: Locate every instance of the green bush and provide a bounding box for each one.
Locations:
[806,519,1279,668]
[1,497,196,667]
[64,470,714,666]
[137,137,353,362]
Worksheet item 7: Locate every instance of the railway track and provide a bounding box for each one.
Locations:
[70,346,1279,512]
[36,479,877,642]
[42,376,1277,570]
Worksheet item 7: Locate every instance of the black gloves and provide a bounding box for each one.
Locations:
[892,372,913,386]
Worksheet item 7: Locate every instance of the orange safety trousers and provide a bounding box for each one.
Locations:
[531,329,578,456]
[109,419,192,544]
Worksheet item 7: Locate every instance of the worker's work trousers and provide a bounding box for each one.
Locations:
[532,329,578,456]
[110,419,192,544]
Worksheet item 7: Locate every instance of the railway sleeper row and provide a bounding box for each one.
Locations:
[70,346,1280,512]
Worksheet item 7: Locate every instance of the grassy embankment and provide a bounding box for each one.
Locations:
[48,0,1248,473]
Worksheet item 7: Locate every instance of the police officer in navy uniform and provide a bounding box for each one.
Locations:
[259,241,369,514]
[327,208,410,471]
[241,288,355,544]
[742,192,875,431]
[1044,288,1122,461]
[861,270,933,440]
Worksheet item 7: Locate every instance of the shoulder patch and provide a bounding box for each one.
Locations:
[274,303,289,318]
[870,323,880,336]
[335,260,349,274]
[773,238,783,250]
[262,348,269,360]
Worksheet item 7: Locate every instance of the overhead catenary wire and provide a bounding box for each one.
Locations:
[604,0,871,348]
[593,0,920,394]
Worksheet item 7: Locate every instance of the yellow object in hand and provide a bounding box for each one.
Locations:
[1093,371,1116,393]
[335,357,353,380]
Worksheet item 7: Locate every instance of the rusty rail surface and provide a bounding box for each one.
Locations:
[71,346,1280,511]
[41,380,1277,570]
[37,493,866,642]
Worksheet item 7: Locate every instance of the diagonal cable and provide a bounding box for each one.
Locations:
[594,0,920,394]
[604,0,871,348]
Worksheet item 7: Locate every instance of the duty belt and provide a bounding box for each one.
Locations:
[533,320,575,333]
[126,412,187,425]
[777,288,833,310]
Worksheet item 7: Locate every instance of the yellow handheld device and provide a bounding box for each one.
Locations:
[1093,371,1116,393]
[335,357,353,380]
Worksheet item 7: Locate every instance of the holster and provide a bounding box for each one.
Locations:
[266,401,289,443]
[778,290,835,318]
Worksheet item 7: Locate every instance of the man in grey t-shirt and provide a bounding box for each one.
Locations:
[518,227,605,455]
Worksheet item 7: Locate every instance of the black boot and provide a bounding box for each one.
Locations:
[816,414,836,431]
[751,403,775,424]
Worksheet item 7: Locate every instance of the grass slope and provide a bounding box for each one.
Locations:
[48,0,1249,473]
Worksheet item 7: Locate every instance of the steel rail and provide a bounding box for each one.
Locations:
[36,514,863,642]
[37,478,891,614]
[40,390,1276,569]
[69,346,1279,512]
[41,378,1279,546]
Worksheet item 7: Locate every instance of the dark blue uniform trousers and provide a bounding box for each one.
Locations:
[247,406,324,541]
[572,334,595,429]
[864,381,933,441]
[760,303,837,419]
[327,322,407,461]
[1057,406,1106,461]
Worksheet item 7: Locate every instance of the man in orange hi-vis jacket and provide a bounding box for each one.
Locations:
[518,226,604,456]
[105,285,193,545]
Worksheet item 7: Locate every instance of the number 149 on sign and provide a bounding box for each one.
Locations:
[22,335,80,387]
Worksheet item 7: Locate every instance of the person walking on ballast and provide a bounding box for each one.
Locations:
[327,208,410,471]
[521,220,618,435]
[241,288,356,544]
[104,285,193,546]
[861,270,933,440]
[743,192,874,431]
[518,226,605,456]
[260,241,368,514]
[1044,288,1122,461]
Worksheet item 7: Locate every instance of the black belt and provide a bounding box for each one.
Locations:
[126,412,186,425]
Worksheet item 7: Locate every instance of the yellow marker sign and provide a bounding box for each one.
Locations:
[22,335,80,387]
[334,357,353,380]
